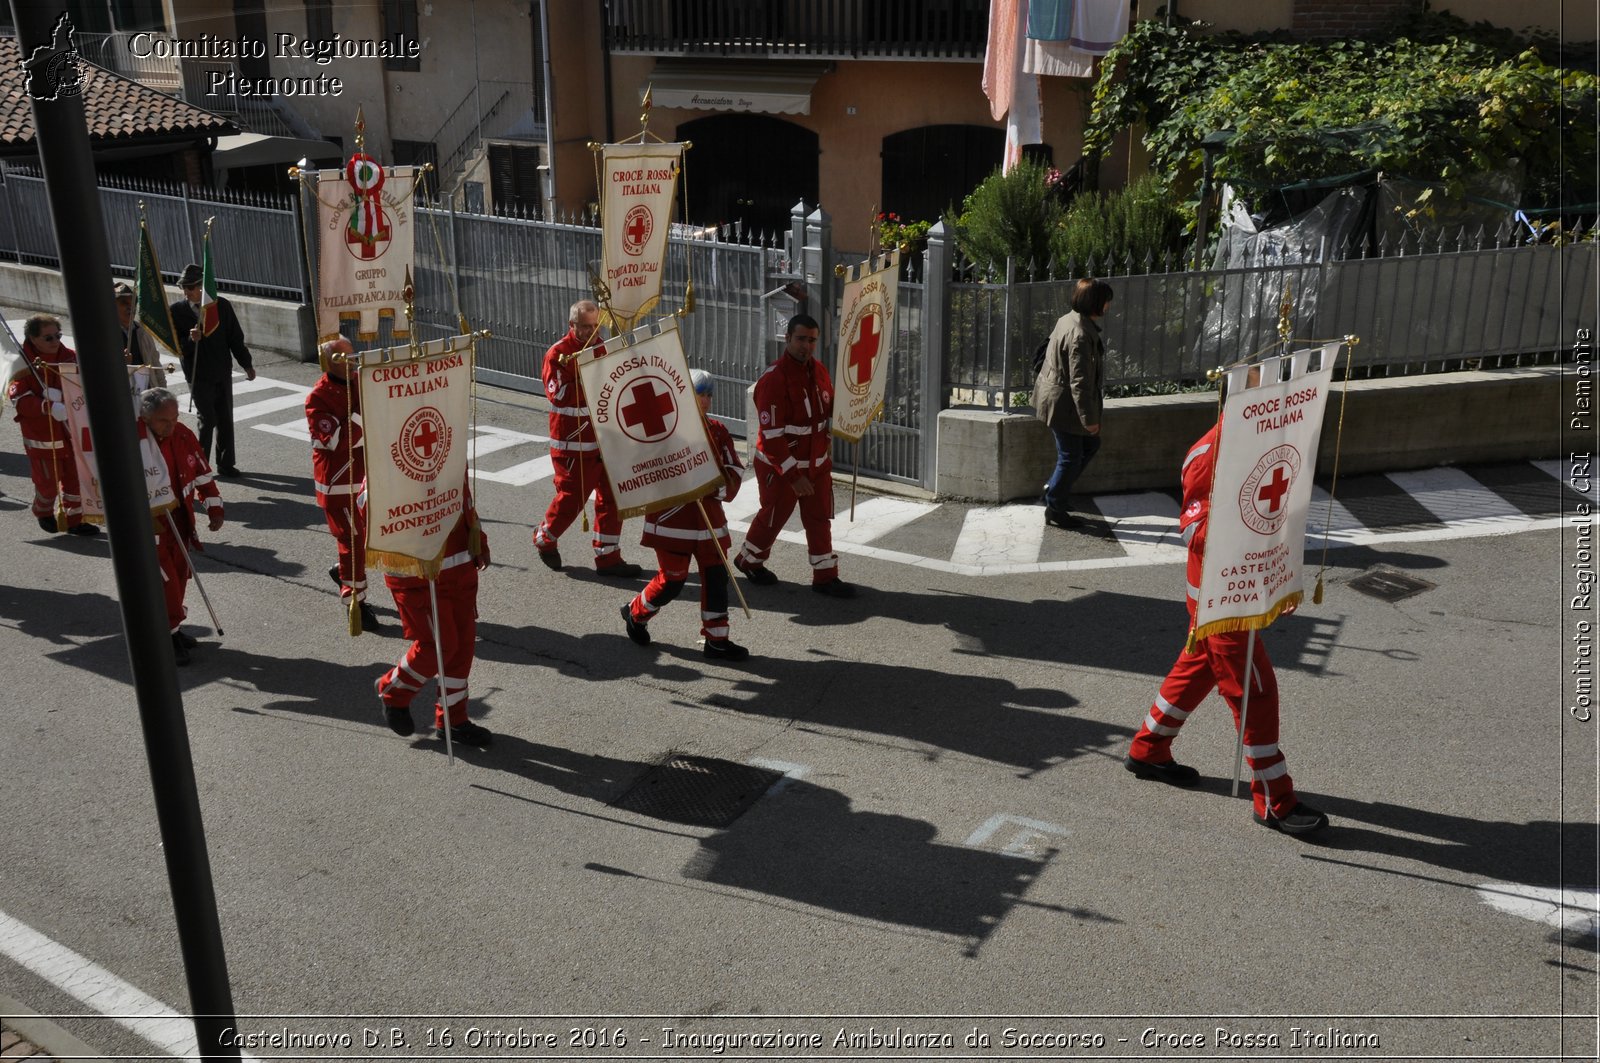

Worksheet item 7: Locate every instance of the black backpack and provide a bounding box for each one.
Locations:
[1031,338,1050,376]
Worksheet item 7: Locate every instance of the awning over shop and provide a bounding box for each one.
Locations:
[211,132,342,170]
[644,62,830,116]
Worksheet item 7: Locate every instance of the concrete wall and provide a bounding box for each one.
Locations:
[0,262,316,363]
[936,365,1566,502]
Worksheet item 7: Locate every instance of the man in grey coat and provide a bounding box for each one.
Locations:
[1034,278,1112,528]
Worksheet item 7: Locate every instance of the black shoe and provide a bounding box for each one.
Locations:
[596,561,643,578]
[328,565,342,589]
[171,633,191,666]
[438,719,493,747]
[811,578,856,598]
[67,522,101,536]
[736,561,778,586]
[358,601,381,631]
[703,639,750,662]
[36,516,56,533]
[1254,802,1329,835]
[621,603,651,646]
[1044,508,1081,529]
[217,466,243,478]
[375,677,414,736]
[174,630,200,649]
[537,548,562,571]
[1123,754,1200,787]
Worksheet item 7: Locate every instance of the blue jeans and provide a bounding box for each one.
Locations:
[1044,429,1101,514]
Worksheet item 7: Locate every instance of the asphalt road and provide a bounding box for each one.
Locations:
[0,349,1594,1061]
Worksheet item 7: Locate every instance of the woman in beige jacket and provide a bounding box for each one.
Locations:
[1034,278,1112,528]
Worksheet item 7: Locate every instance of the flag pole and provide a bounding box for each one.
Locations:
[698,498,750,619]
[164,510,223,636]
[1230,628,1258,798]
[428,578,454,765]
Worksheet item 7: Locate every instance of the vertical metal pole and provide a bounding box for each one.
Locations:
[8,4,239,1058]
[0,160,20,264]
[1000,256,1015,410]
[920,221,949,492]
[1231,628,1258,799]
[289,178,312,304]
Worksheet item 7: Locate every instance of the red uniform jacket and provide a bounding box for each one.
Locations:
[153,422,222,548]
[8,339,77,447]
[542,326,603,453]
[1178,423,1219,610]
[751,354,834,485]
[641,417,744,551]
[305,373,365,506]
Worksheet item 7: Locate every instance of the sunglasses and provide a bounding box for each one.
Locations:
[37,333,61,341]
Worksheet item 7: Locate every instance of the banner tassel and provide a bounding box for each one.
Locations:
[348,595,362,636]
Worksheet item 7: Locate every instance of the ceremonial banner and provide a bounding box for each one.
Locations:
[57,365,176,522]
[577,319,722,520]
[135,219,180,357]
[315,157,415,342]
[198,227,220,336]
[831,249,900,443]
[598,142,683,330]
[359,335,472,575]
[1191,343,1339,641]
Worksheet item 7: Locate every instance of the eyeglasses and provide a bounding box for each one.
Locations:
[37,333,60,341]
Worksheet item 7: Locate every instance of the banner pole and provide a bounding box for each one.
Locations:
[1230,627,1258,798]
[428,577,453,765]
[851,440,860,521]
[698,498,750,619]
[164,511,223,636]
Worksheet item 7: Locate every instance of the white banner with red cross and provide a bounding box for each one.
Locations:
[830,249,900,444]
[358,335,473,577]
[57,365,176,522]
[577,318,723,521]
[315,157,415,343]
[598,142,684,331]
[1192,343,1339,642]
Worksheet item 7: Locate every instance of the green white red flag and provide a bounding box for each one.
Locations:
[199,226,220,337]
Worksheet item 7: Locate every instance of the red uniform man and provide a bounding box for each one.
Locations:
[620,369,749,661]
[305,337,380,631]
[1124,421,1328,835]
[141,387,223,666]
[532,299,641,578]
[7,314,97,536]
[374,491,493,747]
[735,313,853,597]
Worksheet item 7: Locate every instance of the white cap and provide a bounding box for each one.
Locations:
[689,369,714,395]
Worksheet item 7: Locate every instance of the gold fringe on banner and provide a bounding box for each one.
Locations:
[1187,591,1303,650]
[367,547,443,582]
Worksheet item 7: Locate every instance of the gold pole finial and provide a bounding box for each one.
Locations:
[640,85,653,134]
[1276,281,1294,347]
[354,107,366,153]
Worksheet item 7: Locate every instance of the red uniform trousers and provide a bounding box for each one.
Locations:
[24,440,84,528]
[737,466,838,584]
[1128,613,1297,819]
[377,566,478,728]
[322,498,368,602]
[154,523,190,632]
[628,540,733,643]
[535,449,626,568]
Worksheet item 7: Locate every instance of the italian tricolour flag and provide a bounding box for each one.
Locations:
[200,227,220,337]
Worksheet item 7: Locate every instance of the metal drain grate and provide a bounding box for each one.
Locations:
[1349,567,1436,602]
[609,754,785,828]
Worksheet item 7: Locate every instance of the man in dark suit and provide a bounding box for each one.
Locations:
[171,262,255,477]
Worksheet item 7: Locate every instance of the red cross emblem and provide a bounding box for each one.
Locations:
[847,311,882,393]
[412,419,439,458]
[392,406,451,481]
[619,375,677,442]
[622,205,653,257]
[1238,443,1302,535]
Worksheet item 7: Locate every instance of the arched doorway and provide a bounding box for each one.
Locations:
[678,114,819,238]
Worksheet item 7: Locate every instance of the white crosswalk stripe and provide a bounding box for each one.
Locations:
[1098,491,1185,560]
[833,496,934,545]
[1386,467,1532,527]
[1533,459,1598,504]
[950,506,1047,567]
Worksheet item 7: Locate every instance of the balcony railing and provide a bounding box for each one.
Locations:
[607,0,987,60]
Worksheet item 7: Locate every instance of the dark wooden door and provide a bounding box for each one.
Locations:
[679,114,818,238]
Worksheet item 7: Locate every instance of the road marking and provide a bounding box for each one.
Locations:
[1387,467,1533,527]
[748,757,810,795]
[229,390,314,422]
[1533,459,1598,504]
[475,454,553,486]
[1307,484,1367,541]
[0,907,261,1061]
[469,425,548,460]
[964,814,1070,856]
[1475,883,1600,937]
[832,496,931,545]
[950,506,1045,566]
[1099,491,1185,560]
